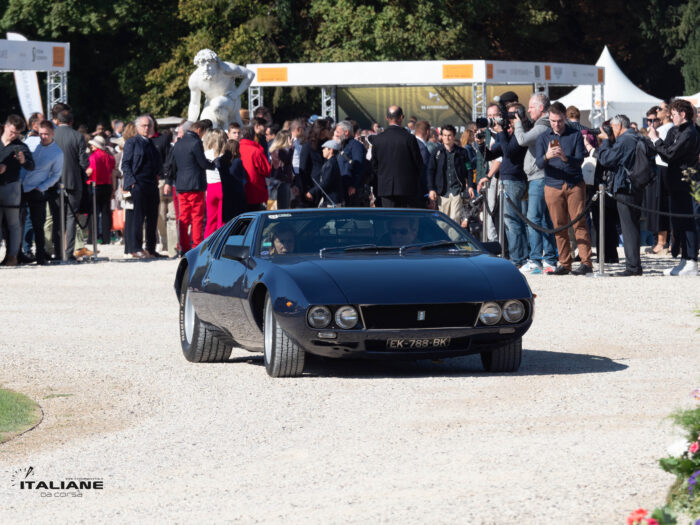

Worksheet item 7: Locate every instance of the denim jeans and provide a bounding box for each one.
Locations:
[526,178,557,265]
[502,179,528,266]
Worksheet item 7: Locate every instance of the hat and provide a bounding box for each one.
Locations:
[498,91,519,104]
[89,135,107,150]
[321,140,340,151]
[110,136,125,148]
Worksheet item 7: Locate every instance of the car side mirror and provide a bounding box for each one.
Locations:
[222,244,249,261]
[481,241,502,256]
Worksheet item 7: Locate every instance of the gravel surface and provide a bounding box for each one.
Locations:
[0,245,698,524]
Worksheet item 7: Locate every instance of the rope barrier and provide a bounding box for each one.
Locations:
[605,191,700,219]
[504,192,598,235]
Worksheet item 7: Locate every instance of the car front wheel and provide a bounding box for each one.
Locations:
[179,271,232,363]
[264,294,305,377]
[480,337,522,372]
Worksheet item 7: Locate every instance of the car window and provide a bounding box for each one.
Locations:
[224,218,253,248]
[257,211,480,256]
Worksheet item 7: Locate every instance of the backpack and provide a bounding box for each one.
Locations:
[624,139,656,190]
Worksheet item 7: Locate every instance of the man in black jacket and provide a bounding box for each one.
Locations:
[122,115,163,258]
[370,105,423,208]
[164,120,214,253]
[648,98,700,276]
[427,124,474,221]
[53,110,89,260]
[586,115,643,276]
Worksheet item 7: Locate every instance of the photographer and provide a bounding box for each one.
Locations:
[475,103,503,242]
[647,98,700,276]
[584,115,643,276]
[479,103,529,267]
[0,114,34,266]
[513,93,558,274]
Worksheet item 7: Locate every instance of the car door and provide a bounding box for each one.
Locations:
[200,217,256,343]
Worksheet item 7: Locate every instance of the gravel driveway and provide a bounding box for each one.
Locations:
[1,245,698,524]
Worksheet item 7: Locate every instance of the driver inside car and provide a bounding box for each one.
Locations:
[388,217,418,246]
[268,224,296,255]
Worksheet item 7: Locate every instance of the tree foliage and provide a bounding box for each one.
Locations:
[0,0,697,125]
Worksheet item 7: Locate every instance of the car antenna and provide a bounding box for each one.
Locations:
[310,177,338,208]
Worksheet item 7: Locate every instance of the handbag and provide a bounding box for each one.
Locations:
[111,209,125,231]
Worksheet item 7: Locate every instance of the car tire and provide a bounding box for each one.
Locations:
[480,337,522,372]
[263,294,305,377]
[179,270,233,363]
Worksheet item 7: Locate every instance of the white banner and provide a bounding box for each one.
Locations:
[7,33,43,119]
[0,38,69,72]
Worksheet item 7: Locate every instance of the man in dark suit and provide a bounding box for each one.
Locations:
[370,105,423,208]
[53,110,89,260]
[122,115,163,258]
[414,120,434,208]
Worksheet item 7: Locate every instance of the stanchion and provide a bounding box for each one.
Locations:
[481,188,488,243]
[498,181,505,257]
[59,182,67,262]
[91,181,98,263]
[590,183,609,278]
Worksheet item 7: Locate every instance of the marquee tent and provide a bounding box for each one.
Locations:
[557,46,660,126]
[678,91,700,106]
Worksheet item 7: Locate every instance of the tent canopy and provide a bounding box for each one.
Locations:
[557,46,660,126]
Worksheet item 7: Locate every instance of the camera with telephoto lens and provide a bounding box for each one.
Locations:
[475,117,489,129]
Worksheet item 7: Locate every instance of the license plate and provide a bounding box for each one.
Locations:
[386,338,451,350]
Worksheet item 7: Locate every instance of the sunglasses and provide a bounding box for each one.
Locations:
[647,118,660,123]
[391,228,412,235]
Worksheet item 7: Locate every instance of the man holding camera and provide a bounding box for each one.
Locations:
[535,104,592,275]
[584,115,643,276]
[428,124,474,221]
[475,103,503,241]
[513,93,558,274]
[479,104,529,268]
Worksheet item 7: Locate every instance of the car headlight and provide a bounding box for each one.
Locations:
[334,306,359,329]
[307,306,332,328]
[479,302,502,325]
[502,300,525,323]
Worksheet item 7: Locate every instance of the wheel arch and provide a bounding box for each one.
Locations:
[249,282,268,332]
[174,259,189,298]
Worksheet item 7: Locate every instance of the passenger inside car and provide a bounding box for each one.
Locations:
[268,223,296,255]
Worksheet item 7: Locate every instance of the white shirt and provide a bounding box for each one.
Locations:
[205,149,220,184]
[655,122,673,167]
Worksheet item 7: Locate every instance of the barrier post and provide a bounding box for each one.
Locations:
[481,188,488,243]
[498,181,505,257]
[91,181,98,263]
[59,182,67,262]
[591,183,609,278]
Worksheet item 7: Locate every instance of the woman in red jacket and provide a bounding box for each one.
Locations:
[86,135,116,245]
[238,125,271,211]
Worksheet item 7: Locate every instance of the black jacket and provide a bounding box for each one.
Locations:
[54,125,89,191]
[0,138,34,186]
[428,144,473,195]
[417,139,434,196]
[121,135,163,189]
[486,131,527,182]
[596,130,640,194]
[649,121,700,193]
[370,125,423,197]
[168,131,214,192]
[310,155,344,206]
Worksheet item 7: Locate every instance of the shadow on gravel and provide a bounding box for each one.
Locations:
[232,349,627,378]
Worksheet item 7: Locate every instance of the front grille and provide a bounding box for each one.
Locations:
[360,303,480,329]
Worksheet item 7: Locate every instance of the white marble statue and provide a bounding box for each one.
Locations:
[187,49,255,128]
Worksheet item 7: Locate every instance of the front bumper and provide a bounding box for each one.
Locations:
[274,315,532,359]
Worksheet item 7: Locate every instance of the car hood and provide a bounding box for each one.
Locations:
[275,254,531,304]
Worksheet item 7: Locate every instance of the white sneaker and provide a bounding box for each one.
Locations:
[663,259,686,276]
[519,260,543,274]
[678,259,698,276]
[542,261,556,274]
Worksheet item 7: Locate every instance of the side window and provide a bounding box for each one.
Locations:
[224,218,253,248]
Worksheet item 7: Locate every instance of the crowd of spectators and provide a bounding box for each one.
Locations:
[1,95,698,276]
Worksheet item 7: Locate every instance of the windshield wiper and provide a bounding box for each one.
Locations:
[399,240,473,255]
[319,244,396,257]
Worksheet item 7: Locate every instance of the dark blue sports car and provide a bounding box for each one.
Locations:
[175,208,534,377]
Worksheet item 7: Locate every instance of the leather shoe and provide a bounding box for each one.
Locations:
[615,269,642,276]
[571,264,593,276]
[131,251,147,259]
[549,265,570,275]
[17,252,35,264]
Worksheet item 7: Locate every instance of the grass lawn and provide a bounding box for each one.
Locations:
[0,388,41,443]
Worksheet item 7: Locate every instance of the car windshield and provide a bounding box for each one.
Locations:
[257,210,482,256]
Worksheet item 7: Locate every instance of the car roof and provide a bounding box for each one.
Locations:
[248,208,441,217]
